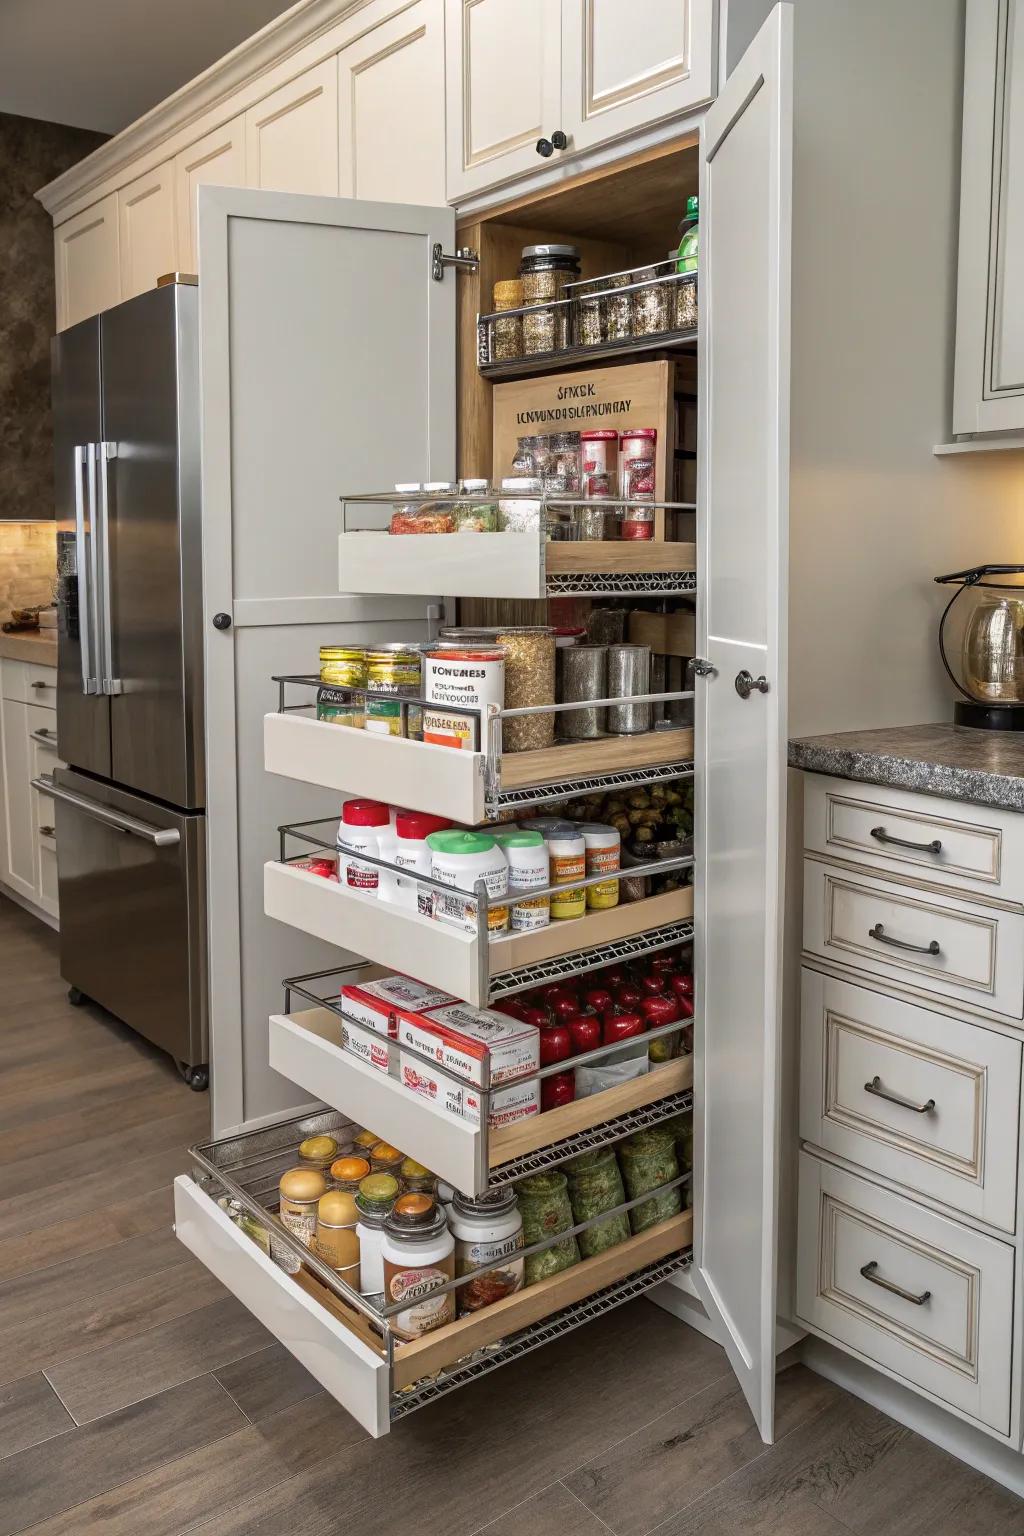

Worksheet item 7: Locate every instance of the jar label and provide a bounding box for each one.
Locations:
[383,1259,455,1339]
[511,894,551,931]
[278,1207,317,1249]
[346,860,379,890]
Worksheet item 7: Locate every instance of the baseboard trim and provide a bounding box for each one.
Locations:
[802,1338,1024,1495]
[0,884,58,932]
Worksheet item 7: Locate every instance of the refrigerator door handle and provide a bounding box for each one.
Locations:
[97,442,122,697]
[74,444,99,696]
[33,776,181,846]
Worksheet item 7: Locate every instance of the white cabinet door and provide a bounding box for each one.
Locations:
[954,0,1024,433]
[561,0,715,154]
[28,705,62,921]
[118,162,177,301]
[691,4,792,1445]
[245,59,339,196]
[445,0,561,201]
[54,193,120,331]
[0,697,38,903]
[175,116,246,272]
[338,0,446,204]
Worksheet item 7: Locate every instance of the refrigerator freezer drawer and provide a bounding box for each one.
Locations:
[52,768,207,1066]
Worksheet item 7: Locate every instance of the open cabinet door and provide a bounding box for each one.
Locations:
[691,4,792,1443]
[198,187,455,1137]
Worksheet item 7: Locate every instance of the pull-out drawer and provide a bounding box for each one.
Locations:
[800,971,1021,1231]
[1,658,57,705]
[804,775,1024,905]
[803,861,1024,1021]
[797,1154,1014,1434]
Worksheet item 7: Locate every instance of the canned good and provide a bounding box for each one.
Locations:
[365,643,422,695]
[365,698,404,736]
[317,685,363,729]
[423,643,505,751]
[320,646,366,689]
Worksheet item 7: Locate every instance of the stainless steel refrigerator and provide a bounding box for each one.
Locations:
[47,281,208,1088]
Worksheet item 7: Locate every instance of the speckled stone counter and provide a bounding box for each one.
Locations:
[788,723,1024,813]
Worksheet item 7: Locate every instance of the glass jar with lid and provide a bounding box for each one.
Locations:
[632,264,670,337]
[519,244,580,354]
[381,1194,456,1339]
[355,1172,400,1295]
[441,625,555,752]
[449,1188,524,1313]
[492,279,524,362]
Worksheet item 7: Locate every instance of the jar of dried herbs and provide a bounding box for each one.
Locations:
[577,279,605,347]
[492,279,524,362]
[440,625,555,752]
[516,1171,580,1284]
[669,251,699,330]
[632,264,670,336]
[618,1128,682,1233]
[601,272,633,342]
[565,1147,630,1258]
[519,244,579,354]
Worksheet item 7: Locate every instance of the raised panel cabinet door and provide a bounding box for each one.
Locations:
[954,0,1024,433]
[338,0,446,203]
[118,163,177,301]
[0,697,39,902]
[561,0,715,154]
[691,4,792,1446]
[445,0,562,201]
[174,116,246,272]
[245,58,339,197]
[54,193,120,331]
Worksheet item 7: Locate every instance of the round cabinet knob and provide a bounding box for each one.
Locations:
[536,137,554,158]
[551,130,568,150]
[212,612,232,631]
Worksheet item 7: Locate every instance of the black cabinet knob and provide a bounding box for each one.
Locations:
[551,130,568,150]
[536,137,554,158]
[212,612,232,630]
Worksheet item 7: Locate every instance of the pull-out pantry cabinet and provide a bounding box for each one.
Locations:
[179,9,789,1443]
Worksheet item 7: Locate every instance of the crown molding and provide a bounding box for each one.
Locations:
[35,0,368,218]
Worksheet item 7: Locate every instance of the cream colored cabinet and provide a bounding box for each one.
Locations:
[338,0,446,203]
[245,58,339,196]
[175,115,247,271]
[0,663,61,921]
[560,0,715,154]
[445,0,714,202]
[444,0,561,201]
[118,163,177,300]
[54,193,121,330]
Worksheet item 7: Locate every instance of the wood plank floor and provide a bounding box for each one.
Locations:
[1,894,1022,1534]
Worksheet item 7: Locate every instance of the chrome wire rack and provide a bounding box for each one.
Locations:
[545,570,698,597]
[492,759,694,814]
[390,1248,693,1421]
[487,920,696,1002]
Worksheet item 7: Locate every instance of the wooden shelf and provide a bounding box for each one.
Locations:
[490,887,692,974]
[544,541,695,574]
[501,726,693,790]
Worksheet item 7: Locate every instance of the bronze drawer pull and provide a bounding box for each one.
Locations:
[864,1075,935,1114]
[860,1260,931,1306]
[868,922,940,956]
[870,825,942,855]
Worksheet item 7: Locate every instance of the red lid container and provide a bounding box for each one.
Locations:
[341,798,389,827]
[580,428,618,440]
[395,810,452,841]
[620,428,658,441]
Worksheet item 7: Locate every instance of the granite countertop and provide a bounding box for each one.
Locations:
[789,723,1024,813]
[0,629,58,668]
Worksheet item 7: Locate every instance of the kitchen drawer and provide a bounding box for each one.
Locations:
[797,1154,1014,1433]
[804,775,1024,906]
[1,659,57,706]
[803,860,1024,1021]
[800,971,1021,1230]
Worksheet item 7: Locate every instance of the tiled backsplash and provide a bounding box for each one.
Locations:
[0,522,57,623]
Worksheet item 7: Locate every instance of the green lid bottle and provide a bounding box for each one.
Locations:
[677,195,699,274]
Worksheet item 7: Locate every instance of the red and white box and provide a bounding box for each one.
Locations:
[399,1001,540,1087]
[398,1050,538,1127]
[341,1016,393,1076]
[339,976,457,1039]
[399,1053,468,1119]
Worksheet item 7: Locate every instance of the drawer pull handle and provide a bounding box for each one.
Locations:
[868,922,940,957]
[38,825,55,838]
[860,1260,931,1306]
[870,825,942,855]
[864,1075,935,1114]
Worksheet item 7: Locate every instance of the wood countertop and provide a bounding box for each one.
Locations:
[0,630,58,668]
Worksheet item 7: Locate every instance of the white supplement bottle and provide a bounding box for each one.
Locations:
[493,827,550,931]
[378,810,452,911]
[336,799,390,892]
[449,1189,524,1314]
[354,1174,399,1295]
[427,829,510,933]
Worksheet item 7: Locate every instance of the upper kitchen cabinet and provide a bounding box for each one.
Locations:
[338,0,446,202]
[54,194,120,330]
[118,164,177,300]
[444,0,715,203]
[953,0,1024,435]
[175,116,247,272]
[245,59,339,196]
[444,0,561,202]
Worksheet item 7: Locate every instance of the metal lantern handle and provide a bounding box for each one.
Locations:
[933,565,1024,705]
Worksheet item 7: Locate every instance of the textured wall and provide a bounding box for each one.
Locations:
[0,522,57,623]
[0,110,106,520]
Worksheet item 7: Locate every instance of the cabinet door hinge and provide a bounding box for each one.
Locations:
[431,244,479,282]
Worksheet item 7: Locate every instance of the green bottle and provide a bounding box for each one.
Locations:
[676,195,699,273]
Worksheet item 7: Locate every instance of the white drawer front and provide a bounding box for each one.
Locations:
[800,971,1021,1230]
[804,775,1024,903]
[803,860,1024,1020]
[797,1155,1014,1433]
[2,660,58,706]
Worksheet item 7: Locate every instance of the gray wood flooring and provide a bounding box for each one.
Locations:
[1,894,1021,1535]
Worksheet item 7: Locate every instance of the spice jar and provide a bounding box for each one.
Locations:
[548,431,581,494]
[519,244,580,354]
[619,428,658,526]
[315,1190,361,1288]
[557,645,607,741]
[455,479,498,533]
[330,1155,371,1192]
[381,1194,456,1339]
[632,264,670,336]
[369,1141,404,1178]
[450,1189,524,1313]
[577,822,620,909]
[547,828,587,920]
[566,1147,631,1258]
[607,644,652,735]
[493,827,550,932]
[278,1168,327,1251]
[669,249,698,330]
[427,829,510,933]
[492,278,524,362]
[400,1157,438,1196]
[353,1129,382,1155]
[498,476,543,532]
[618,1128,683,1234]
[515,1171,580,1285]
[602,271,633,341]
[297,1134,343,1181]
[577,279,605,347]
[355,1172,400,1294]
